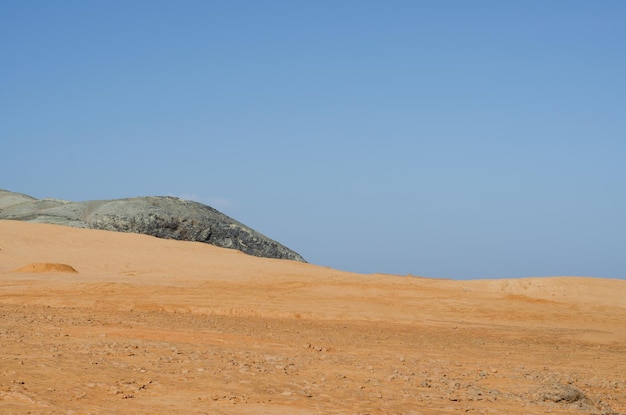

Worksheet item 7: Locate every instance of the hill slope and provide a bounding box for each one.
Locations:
[0,220,625,414]
[0,189,305,262]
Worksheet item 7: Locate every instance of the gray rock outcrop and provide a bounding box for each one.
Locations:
[0,189,305,262]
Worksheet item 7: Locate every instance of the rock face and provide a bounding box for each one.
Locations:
[0,189,305,262]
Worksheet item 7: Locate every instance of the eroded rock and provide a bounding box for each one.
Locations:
[0,189,305,262]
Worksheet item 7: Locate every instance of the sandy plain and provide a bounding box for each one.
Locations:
[0,220,624,415]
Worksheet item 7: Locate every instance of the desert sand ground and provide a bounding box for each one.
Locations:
[0,220,624,415]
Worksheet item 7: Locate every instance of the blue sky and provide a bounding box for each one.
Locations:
[1,1,625,279]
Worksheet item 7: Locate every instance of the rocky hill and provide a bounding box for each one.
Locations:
[0,189,305,262]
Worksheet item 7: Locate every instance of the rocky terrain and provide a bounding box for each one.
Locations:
[0,220,625,414]
[0,189,304,262]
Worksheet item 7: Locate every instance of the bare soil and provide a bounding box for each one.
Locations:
[1,220,624,414]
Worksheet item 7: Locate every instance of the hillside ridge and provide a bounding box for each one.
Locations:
[0,189,305,262]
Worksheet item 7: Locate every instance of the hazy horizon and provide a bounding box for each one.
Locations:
[2,1,624,279]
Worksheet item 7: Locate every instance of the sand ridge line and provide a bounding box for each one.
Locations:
[12,262,79,273]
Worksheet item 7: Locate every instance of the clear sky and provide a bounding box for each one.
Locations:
[1,1,625,279]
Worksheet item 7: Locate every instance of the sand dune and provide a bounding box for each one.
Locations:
[13,263,79,274]
[1,220,624,414]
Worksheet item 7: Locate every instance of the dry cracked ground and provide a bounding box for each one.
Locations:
[1,220,625,414]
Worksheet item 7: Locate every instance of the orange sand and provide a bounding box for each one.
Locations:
[13,263,79,273]
[0,220,624,414]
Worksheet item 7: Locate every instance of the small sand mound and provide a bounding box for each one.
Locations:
[13,263,79,274]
